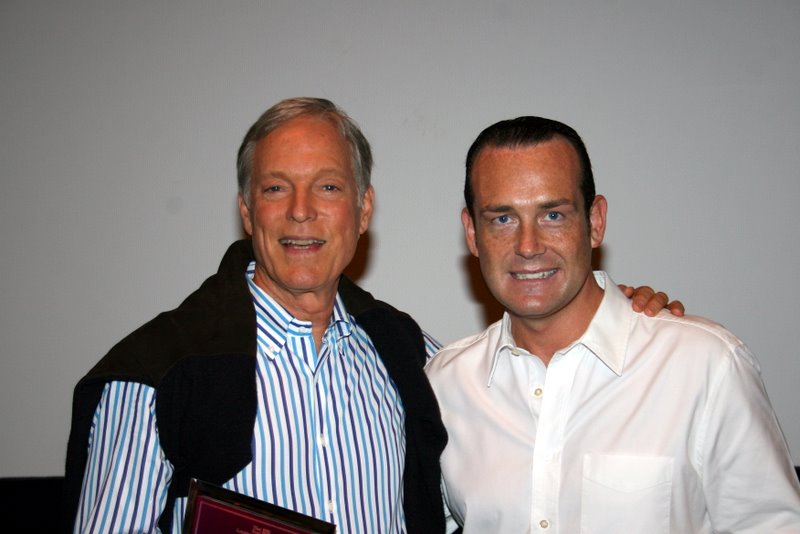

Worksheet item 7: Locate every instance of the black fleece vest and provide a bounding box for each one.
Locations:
[62,240,447,534]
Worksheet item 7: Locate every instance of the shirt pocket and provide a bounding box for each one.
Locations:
[580,453,673,534]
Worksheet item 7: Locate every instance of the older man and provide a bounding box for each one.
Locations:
[64,99,675,534]
[425,116,800,533]
[63,98,449,534]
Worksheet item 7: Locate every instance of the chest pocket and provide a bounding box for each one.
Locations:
[580,453,673,534]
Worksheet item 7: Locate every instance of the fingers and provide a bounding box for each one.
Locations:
[642,291,669,316]
[617,284,635,298]
[628,285,655,313]
[622,285,685,317]
[666,299,685,317]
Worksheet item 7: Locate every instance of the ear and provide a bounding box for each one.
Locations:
[589,194,607,248]
[358,186,375,235]
[461,208,480,258]
[238,193,253,237]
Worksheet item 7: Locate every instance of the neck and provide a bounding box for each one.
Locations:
[252,272,336,351]
[509,274,604,366]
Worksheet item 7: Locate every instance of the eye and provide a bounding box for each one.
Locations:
[262,184,282,193]
[492,214,512,225]
[321,184,341,192]
[544,211,563,221]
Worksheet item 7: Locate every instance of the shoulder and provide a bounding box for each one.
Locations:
[645,312,745,350]
[425,321,501,374]
[338,275,425,337]
[338,275,405,317]
[601,273,752,367]
[631,311,759,372]
[84,242,256,388]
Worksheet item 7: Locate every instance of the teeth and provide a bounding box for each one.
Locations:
[512,269,556,280]
[279,239,324,246]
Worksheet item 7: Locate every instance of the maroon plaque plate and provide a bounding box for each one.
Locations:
[183,479,336,534]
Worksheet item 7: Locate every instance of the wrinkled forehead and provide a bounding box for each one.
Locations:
[256,116,351,163]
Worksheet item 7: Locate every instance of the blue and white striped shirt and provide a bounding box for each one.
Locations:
[75,263,440,533]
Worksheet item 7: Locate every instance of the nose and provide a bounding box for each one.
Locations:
[515,223,544,258]
[288,188,316,222]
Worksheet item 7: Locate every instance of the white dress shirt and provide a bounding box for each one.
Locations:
[425,271,800,534]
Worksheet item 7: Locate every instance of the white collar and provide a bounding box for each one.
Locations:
[487,271,632,385]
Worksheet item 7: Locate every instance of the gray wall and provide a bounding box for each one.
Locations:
[2,1,798,475]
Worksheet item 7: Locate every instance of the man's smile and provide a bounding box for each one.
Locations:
[278,237,326,249]
[510,268,557,280]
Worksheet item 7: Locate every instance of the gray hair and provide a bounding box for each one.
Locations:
[237,97,373,206]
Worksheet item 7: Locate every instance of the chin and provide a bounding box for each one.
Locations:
[505,298,554,318]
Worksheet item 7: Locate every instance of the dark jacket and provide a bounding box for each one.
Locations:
[63,240,447,533]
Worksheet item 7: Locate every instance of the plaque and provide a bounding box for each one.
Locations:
[183,478,337,534]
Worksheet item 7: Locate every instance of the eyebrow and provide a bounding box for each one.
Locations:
[480,197,574,214]
[540,198,574,210]
[481,204,513,214]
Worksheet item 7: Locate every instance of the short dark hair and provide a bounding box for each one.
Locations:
[464,116,595,220]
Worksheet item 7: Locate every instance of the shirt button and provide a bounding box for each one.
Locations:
[539,519,550,529]
[511,348,521,356]
[326,500,336,513]
[533,387,544,397]
[318,434,328,448]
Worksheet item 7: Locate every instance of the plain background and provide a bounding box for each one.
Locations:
[2,1,799,476]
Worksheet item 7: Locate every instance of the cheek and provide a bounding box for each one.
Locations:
[478,231,512,256]
[476,240,506,274]
[332,209,363,245]
[256,204,284,225]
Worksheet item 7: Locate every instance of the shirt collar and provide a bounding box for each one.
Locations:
[245,261,354,359]
[486,271,632,384]
[574,271,632,376]
[486,313,523,386]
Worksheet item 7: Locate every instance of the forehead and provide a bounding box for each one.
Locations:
[253,115,352,175]
[471,138,582,203]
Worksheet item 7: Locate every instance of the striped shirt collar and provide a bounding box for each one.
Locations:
[245,261,353,360]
